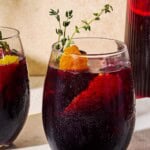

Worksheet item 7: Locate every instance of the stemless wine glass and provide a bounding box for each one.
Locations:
[43,37,135,150]
[0,27,29,147]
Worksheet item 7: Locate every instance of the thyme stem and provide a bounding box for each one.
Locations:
[66,5,113,47]
[49,4,113,50]
[0,31,2,40]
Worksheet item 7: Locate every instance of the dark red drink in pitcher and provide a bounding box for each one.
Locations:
[125,0,150,97]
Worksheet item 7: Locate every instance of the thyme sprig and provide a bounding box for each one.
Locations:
[49,9,73,49]
[0,41,10,52]
[50,4,113,50]
[0,31,10,52]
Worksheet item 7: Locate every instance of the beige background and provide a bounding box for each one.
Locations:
[0,0,127,75]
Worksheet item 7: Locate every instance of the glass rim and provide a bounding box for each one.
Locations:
[52,37,128,58]
[0,26,20,40]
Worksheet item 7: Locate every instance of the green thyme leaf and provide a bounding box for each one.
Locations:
[104,4,113,13]
[0,31,11,52]
[56,29,63,36]
[83,26,87,31]
[87,25,91,31]
[61,38,67,46]
[93,13,99,16]
[69,10,73,16]
[95,17,100,20]
[55,43,61,50]
[66,10,73,18]
[68,10,73,19]
[66,11,69,17]
[63,21,70,27]
[49,9,59,16]
[12,49,18,53]
[75,26,80,33]
[56,54,62,63]
[0,31,2,40]
[83,25,91,31]
[0,41,10,52]
[56,15,60,22]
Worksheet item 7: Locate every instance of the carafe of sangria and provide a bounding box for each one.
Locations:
[0,27,29,147]
[125,0,150,97]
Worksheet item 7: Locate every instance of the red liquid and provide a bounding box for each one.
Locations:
[43,66,135,150]
[0,57,29,144]
[129,0,150,16]
[125,0,150,97]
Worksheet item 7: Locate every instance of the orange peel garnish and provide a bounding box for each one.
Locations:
[59,45,88,71]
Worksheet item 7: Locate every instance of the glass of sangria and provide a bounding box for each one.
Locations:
[0,27,29,147]
[43,37,135,150]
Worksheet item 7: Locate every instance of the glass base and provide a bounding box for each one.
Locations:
[0,143,16,149]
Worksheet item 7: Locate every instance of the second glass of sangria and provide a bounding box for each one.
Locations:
[43,37,135,150]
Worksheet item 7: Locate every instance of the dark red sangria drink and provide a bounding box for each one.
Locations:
[125,0,150,97]
[0,27,29,147]
[43,38,135,150]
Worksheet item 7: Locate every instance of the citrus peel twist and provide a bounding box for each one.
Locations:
[59,45,88,71]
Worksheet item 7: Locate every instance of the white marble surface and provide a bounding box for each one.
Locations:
[5,76,150,150]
